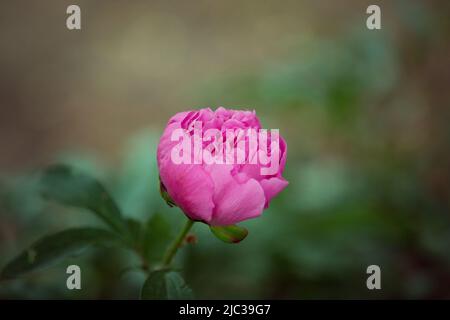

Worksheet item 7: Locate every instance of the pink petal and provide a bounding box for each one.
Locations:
[207,165,265,226]
[157,121,215,223]
[259,177,289,208]
[159,161,215,223]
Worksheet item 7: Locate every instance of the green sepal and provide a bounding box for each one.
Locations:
[209,224,248,243]
[159,178,176,207]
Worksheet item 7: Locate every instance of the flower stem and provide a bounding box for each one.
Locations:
[162,218,194,267]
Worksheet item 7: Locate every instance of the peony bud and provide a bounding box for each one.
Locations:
[156,107,288,228]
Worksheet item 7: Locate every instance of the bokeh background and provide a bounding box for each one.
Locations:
[1,0,450,299]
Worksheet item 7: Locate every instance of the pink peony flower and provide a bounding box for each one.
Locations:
[157,107,288,226]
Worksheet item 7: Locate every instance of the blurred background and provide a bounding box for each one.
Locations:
[1,0,450,299]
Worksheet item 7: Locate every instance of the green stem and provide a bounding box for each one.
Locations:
[162,218,194,267]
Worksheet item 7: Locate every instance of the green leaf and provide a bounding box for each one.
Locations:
[141,270,193,300]
[40,164,127,234]
[0,227,121,279]
[210,225,248,243]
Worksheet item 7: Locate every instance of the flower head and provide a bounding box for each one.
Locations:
[157,107,288,226]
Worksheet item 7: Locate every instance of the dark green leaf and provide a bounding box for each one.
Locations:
[0,227,121,279]
[40,164,127,234]
[141,270,193,300]
[210,225,248,243]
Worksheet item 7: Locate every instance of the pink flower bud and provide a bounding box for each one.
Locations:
[157,107,288,226]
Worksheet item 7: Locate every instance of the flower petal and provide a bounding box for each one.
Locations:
[207,165,265,226]
[259,177,289,208]
[157,119,215,223]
